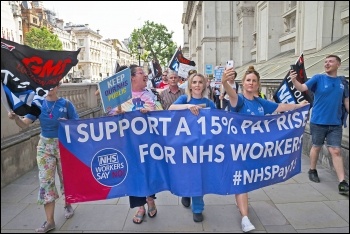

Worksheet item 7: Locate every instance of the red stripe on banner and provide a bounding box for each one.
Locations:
[59,142,112,203]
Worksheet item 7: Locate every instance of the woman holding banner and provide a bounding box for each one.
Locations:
[7,82,79,233]
[169,73,216,223]
[108,64,162,224]
[222,66,308,232]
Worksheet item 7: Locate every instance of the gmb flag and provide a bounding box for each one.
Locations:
[273,53,313,107]
[1,38,80,116]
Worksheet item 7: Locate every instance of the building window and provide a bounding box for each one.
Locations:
[282,2,297,33]
[78,39,84,46]
[18,21,22,30]
[33,18,38,25]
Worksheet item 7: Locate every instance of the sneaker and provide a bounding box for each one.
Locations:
[35,221,55,233]
[241,216,255,233]
[338,180,349,195]
[308,169,320,183]
[64,205,74,219]
[193,212,203,222]
[181,197,191,208]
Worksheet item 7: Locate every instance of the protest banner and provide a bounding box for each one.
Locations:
[1,38,80,116]
[59,106,309,203]
[97,68,132,113]
[214,66,225,83]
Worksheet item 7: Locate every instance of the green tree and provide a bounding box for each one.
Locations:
[24,27,62,50]
[129,20,177,67]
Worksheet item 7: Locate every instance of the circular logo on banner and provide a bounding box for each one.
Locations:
[91,148,128,187]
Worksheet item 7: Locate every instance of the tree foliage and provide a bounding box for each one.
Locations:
[24,27,62,50]
[129,20,177,67]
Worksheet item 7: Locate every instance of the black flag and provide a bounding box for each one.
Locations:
[273,53,313,106]
[1,38,80,116]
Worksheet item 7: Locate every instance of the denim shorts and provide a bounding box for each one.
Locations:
[310,123,343,148]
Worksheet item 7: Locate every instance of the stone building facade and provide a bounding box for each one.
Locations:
[181,1,349,180]
[181,1,349,78]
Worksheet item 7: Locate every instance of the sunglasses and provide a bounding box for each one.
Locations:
[245,70,259,76]
[189,70,197,75]
[133,72,145,76]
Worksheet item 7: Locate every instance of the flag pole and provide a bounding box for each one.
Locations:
[167,46,180,68]
[1,82,11,112]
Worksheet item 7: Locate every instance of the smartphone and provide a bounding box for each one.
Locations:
[226,60,235,69]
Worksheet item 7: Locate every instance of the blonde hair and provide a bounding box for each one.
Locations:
[185,73,208,102]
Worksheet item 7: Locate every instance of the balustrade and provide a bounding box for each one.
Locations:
[1,82,348,188]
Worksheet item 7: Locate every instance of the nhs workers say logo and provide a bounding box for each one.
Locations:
[91,148,128,187]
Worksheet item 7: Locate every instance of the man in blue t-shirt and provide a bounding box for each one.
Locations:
[290,54,349,195]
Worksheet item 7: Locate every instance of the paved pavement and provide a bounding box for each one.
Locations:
[1,153,349,233]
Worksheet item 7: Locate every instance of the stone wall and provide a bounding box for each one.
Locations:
[1,83,103,188]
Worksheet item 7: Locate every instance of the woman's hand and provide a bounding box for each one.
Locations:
[296,100,309,109]
[140,108,149,114]
[108,110,125,116]
[188,104,201,116]
[7,111,31,129]
[8,111,18,120]
[222,67,235,83]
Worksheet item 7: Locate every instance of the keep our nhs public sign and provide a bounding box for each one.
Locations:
[97,68,131,113]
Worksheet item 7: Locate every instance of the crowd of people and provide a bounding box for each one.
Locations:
[7,54,349,233]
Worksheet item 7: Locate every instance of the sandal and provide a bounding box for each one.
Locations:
[133,206,145,224]
[35,221,55,233]
[64,204,74,219]
[146,197,157,218]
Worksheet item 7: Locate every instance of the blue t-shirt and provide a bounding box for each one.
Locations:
[173,95,216,109]
[25,98,79,138]
[306,74,347,125]
[229,94,278,116]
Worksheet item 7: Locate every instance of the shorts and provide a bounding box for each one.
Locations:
[310,123,342,148]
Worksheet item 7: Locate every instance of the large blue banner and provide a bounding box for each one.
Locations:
[58,106,309,203]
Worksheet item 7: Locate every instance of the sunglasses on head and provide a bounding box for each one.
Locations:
[189,70,197,75]
[245,70,259,76]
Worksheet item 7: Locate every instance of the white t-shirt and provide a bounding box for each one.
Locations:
[221,81,241,100]
[179,81,188,89]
